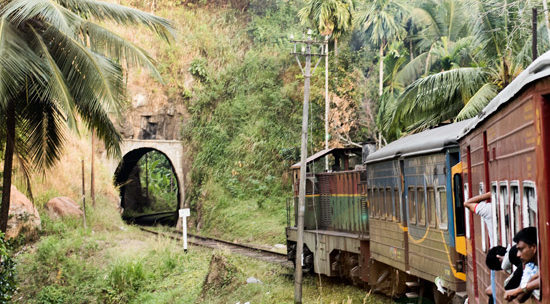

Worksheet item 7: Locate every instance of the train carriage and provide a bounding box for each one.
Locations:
[458,51,550,304]
[286,147,370,282]
[365,120,471,298]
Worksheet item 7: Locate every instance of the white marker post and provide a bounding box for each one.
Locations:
[179,208,190,253]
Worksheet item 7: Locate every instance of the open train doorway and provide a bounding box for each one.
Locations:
[114,148,180,226]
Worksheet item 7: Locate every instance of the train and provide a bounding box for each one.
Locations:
[286,50,550,304]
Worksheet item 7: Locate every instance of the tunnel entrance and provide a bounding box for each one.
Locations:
[114,148,180,226]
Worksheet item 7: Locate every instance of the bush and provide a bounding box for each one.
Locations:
[34,286,68,304]
[103,259,148,303]
[0,233,16,304]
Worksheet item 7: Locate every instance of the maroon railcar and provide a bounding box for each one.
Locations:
[458,53,550,304]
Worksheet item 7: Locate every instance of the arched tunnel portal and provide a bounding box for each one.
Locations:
[114,140,185,226]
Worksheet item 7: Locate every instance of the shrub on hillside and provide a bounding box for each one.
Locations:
[0,233,16,303]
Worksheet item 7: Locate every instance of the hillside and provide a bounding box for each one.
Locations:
[115,0,374,245]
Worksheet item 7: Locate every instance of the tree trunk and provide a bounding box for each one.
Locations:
[334,37,338,65]
[0,100,15,233]
[410,39,414,61]
[379,42,384,96]
[543,0,550,43]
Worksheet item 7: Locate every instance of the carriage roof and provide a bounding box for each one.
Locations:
[459,50,550,139]
[366,119,473,164]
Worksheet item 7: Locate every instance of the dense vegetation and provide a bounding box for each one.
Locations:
[173,0,550,244]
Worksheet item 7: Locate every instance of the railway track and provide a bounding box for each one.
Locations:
[139,227,292,267]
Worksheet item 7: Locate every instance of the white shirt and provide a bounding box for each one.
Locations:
[475,202,494,246]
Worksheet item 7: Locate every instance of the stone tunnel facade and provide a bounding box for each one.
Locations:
[115,139,185,213]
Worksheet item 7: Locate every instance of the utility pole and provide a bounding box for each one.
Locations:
[91,131,95,207]
[324,35,329,172]
[290,29,325,304]
[81,160,87,229]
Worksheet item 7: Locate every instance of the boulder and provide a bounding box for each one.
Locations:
[6,185,41,239]
[45,197,83,219]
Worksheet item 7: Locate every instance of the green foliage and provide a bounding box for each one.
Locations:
[35,286,69,304]
[189,58,210,83]
[103,259,147,303]
[137,151,178,214]
[0,233,16,304]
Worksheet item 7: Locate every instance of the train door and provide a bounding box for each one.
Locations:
[452,162,467,256]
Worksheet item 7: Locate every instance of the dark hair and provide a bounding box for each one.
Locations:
[508,245,521,268]
[486,246,507,270]
[513,227,537,246]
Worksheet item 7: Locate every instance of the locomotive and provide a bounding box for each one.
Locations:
[286,51,550,304]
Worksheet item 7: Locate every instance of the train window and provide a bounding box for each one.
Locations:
[394,188,400,222]
[491,183,500,247]
[523,182,537,227]
[371,188,377,218]
[417,187,426,226]
[499,182,509,246]
[408,187,416,224]
[437,187,448,229]
[382,188,388,220]
[386,188,393,221]
[427,187,436,227]
[368,188,374,218]
[464,183,470,239]
[453,173,466,236]
[510,182,520,234]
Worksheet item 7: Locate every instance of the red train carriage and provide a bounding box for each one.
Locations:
[458,52,550,304]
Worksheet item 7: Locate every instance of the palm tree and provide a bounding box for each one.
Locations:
[0,0,175,233]
[380,0,542,135]
[298,0,354,57]
[355,0,408,96]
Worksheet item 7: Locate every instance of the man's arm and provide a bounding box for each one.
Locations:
[464,192,491,212]
[504,272,540,301]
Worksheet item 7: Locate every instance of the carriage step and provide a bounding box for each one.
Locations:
[405,281,419,288]
[405,292,419,298]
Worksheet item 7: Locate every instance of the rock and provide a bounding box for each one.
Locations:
[46,197,83,219]
[6,185,41,239]
[246,277,262,284]
[274,244,286,250]
[132,93,148,108]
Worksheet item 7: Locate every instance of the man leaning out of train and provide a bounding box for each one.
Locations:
[504,227,540,302]
[485,245,524,303]
[464,192,495,246]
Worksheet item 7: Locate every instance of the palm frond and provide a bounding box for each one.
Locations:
[456,83,498,120]
[40,24,126,116]
[28,25,78,131]
[1,0,77,34]
[393,67,488,128]
[56,0,176,41]
[393,51,438,88]
[0,17,45,108]
[80,21,161,80]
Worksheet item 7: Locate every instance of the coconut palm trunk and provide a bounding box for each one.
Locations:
[379,41,385,96]
[0,100,15,233]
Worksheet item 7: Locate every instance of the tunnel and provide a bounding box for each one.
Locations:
[114,148,181,226]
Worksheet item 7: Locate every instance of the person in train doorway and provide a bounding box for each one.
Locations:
[505,227,540,302]
[464,192,495,304]
[464,192,495,246]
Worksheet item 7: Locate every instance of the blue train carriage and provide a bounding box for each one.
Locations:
[286,147,370,283]
[365,120,472,299]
